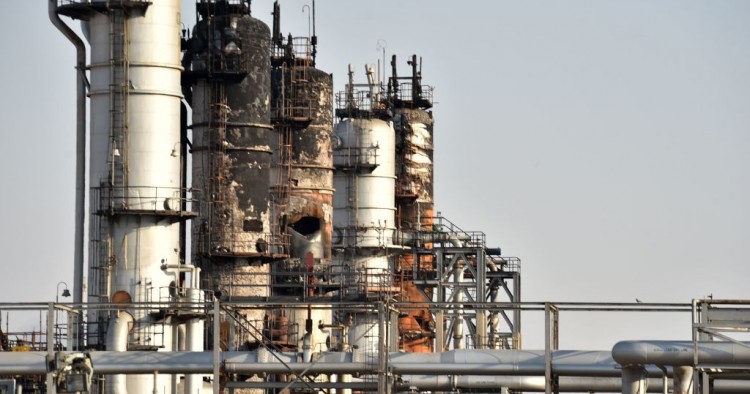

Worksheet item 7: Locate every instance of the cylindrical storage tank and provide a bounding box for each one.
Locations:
[84,0,183,392]
[332,118,396,248]
[286,68,334,262]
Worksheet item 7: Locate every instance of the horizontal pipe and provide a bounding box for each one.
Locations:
[612,341,750,366]
[4,350,749,393]
[0,350,619,375]
[397,375,750,393]
[0,353,47,374]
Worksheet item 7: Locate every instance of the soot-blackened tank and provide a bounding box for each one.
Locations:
[188,9,273,259]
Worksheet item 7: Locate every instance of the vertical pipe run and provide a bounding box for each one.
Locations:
[213,298,220,394]
[622,365,649,394]
[545,303,559,391]
[673,365,694,394]
[452,265,464,349]
[105,311,133,394]
[48,0,87,351]
[46,303,56,394]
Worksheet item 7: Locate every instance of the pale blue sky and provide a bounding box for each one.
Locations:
[1,1,747,350]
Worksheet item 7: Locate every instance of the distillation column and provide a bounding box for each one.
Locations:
[56,0,187,392]
[265,0,336,372]
[333,70,396,360]
[185,2,274,341]
[391,55,436,353]
[269,29,335,354]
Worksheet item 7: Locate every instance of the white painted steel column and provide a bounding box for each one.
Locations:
[85,1,184,392]
[334,118,396,358]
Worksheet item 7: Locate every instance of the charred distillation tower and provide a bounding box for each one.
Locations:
[266,0,335,356]
[390,55,437,353]
[56,0,197,392]
[183,0,277,332]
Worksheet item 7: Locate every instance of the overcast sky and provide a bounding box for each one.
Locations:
[1,1,747,350]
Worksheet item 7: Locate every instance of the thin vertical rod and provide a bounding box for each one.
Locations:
[213,298,221,393]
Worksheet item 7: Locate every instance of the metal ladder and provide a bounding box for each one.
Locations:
[207,81,229,251]
[108,7,129,196]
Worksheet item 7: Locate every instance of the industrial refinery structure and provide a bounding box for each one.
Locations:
[0,0,748,393]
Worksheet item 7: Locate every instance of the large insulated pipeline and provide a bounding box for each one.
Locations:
[0,349,619,375]
[399,375,676,392]
[3,349,750,393]
[612,340,750,365]
[48,0,86,349]
[613,341,750,394]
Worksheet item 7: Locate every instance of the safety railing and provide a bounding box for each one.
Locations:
[57,0,151,5]
[194,228,290,257]
[392,82,434,108]
[334,90,387,116]
[185,51,250,78]
[271,36,313,63]
[333,145,379,171]
[92,185,199,216]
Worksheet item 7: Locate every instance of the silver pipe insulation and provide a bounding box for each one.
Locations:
[622,365,649,394]
[105,311,133,394]
[613,340,750,365]
[673,365,693,394]
[3,349,750,392]
[0,349,618,375]
[48,0,86,350]
[397,375,750,393]
[613,341,750,394]
[399,375,664,392]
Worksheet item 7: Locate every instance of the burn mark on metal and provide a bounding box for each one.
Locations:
[188,12,274,260]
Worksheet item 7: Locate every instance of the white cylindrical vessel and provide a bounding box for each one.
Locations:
[85,1,183,393]
[333,116,395,365]
[333,118,396,248]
